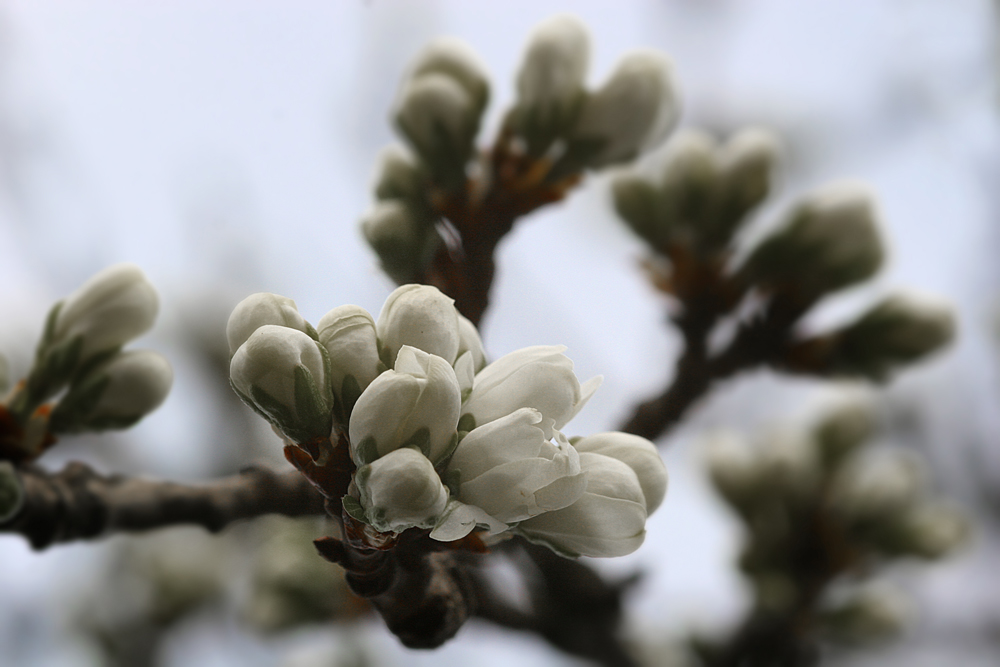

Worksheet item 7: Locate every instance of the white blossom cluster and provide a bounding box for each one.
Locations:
[228,285,667,558]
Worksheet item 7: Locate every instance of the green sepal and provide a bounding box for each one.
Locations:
[340,375,362,423]
[353,435,380,466]
[400,427,431,460]
[441,468,462,497]
[293,364,333,440]
[435,431,460,467]
[457,413,476,434]
[248,383,311,444]
[49,373,111,434]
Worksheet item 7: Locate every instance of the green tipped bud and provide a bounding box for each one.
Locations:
[0,461,22,523]
[49,349,173,434]
[823,292,956,381]
[373,145,431,204]
[742,182,884,303]
[409,37,490,114]
[659,131,718,243]
[394,72,480,189]
[715,127,780,243]
[814,399,875,467]
[512,14,590,156]
[361,200,440,285]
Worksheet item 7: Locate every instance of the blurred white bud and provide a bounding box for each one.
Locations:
[815,398,875,465]
[462,345,601,440]
[376,284,461,366]
[757,428,820,502]
[373,145,430,203]
[742,182,884,301]
[50,350,173,433]
[517,452,648,558]
[50,263,159,364]
[704,431,762,508]
[316,305,382,414]
[900,502,970,559]
[830,451,924,522]
[361,200,439,285]
[394,73,479,187]
[573,431,667,513]
[447,408,586,525]
[822,585,910,643]
[226,292,311,357]
[230,325,333,442]
[611,173,668,248]
[569,50,680,168]
[349,346,461,465]
[717,127,781,222]
[409,37,490,113]
[355,447,449,533]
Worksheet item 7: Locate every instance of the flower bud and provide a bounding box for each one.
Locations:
[462,345,601,440]
[447,408,586,524]
[361,200,440,285]
[409,37,490,114]
[898,502,969,559]
[741,182,884,303]
[349,346,461,465]
[316,305,381,415]
[517,452,648,558]
[658,130,719,242]
[376,284,461,366]
[704,431,763,510]
[821,585,909,643]
[230,325,333,442]
[815,399,874,466]
[354,447,449,533]
[373,145,431,204]
[567,50,680,169]
[717,127,780,228]
[512,14,590,155]
[49,350,173,434]
[611,174,669,249]
[49,263,159,362]
[0,461,23,523]
[226,292,312,357]
[829,451,924,523]
[394,72,479,189]
[757,428,820,503]
[823,292,955,381]
[573,431,666,513]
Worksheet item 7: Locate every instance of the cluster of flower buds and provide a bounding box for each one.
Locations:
[704,401,968,636]
[228,284,667,558]
[0,264,173,463]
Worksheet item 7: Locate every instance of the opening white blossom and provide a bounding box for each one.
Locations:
[226,292,312,357]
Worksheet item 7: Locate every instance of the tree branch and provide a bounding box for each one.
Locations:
[0,462,327,549]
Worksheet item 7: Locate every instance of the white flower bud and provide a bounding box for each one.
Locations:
[316,305,382,412]
[447,408,586,524]
[394,73,479,187]
[569,50,680,168]
[230,325,332,441]
[743,182,884,301]
[704,431,763,508]
[409,37,490,113]
[718,127,780,219]
[899,502,969,559]
[573,431,667,513]
[822,585,910,643]
[50,263,159,363]
[513,14,590,154]
[829,292,955,381]
[373,145,429,203]
[757,428,820,502]
[355,447,449,533]
[376,284,461,366]
[226,292,311,357]
[829,451,924,523]
[50,350,173,433]
[349,346,461,465]
[517,452,648,558]
[361,200,440,285]
[462,345,601,440]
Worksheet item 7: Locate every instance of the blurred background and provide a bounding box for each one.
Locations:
[0,1,997,665]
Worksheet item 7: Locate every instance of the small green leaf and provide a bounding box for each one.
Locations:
[341,495,368,523]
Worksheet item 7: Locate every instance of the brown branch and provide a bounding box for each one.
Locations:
[0,462,326,549]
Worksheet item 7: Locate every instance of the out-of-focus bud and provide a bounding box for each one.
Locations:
[658,131,718,240]
[230,325,333,443]
[409,37,490,114]
[376,284,461,367]
[461,345,601,440]
[49,350,173,434]
[704,431,762,510]
[394,73,479,189]
[815,399,874,467]
[715,128,780,237]
[316,305,382,417]
[566,50,680,169]
[226,293,312,357]
[821,585,910,644]
[829,451,924,523]
[447,408,586,524]
[752,571,798,613]
[349,346,461,465]
[516,452,648,558]
[573,431,667,513]
[361,200,440,286]
[373,145,431,204]
[0,461,23,523]
[354,447,449,533]
[757,428,820,503]
[741,182,884,303]
[821,292,956,381]
[611,173,668,249]
[898,502,970,559]
[512,14,590,155]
